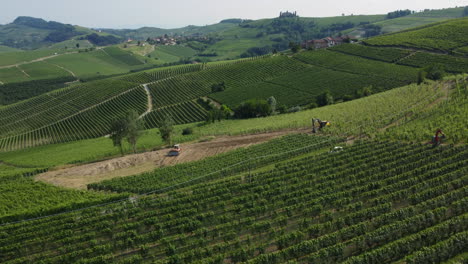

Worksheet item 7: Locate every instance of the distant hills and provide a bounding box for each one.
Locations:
[0,6,466,53]
[0,16,121,50]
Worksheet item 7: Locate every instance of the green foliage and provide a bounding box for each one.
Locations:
[424,63,446,80]
[387,10,412,19]
[158,115,175,145]
[211,81,226,92]
[267,96,277,113]
[234,99,272,118]
[109,118,128,156]
[362,24,382,37]
[125,110,144,153]
[83,33,122,46]
[181,127,193,135]
[316,91,334,106]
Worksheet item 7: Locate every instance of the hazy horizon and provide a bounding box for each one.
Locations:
[1,0,467,29]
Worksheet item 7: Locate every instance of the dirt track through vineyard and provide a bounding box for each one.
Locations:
[36,130,307,190]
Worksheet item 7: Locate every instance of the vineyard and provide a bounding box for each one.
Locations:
[293,49,418,84]
[143,100,208,129]
[1,33,467,151]
[103,47,145,66]
[0,79,145,151]
[0,13,467,263]
[380,76,468,144]
[330,44,412,63]
[89,134,339,193]
[0,138,466,263]
[398,52,468,73]
[363,17,468,52]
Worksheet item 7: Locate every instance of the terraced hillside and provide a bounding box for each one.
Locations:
[1,138,466,263]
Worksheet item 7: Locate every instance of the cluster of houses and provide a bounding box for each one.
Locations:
[302,36,351,50]
[151,37,177,46]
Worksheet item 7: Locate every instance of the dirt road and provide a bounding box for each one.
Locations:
[36,130,305,190]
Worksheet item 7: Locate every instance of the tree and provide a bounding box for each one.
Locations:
[211,82,226,92]
[464,6,468,17]
[424,63,445,80]
[126,110,144,154]
[109,118,128,156]
[158,115,174,145]
[267,96,277,113]
[76,43,80,49]
[289,42,301,53]
[234,99,272,118]
[316,91,334,106]
[417,70,426,85]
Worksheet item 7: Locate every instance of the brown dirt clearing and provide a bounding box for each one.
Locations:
[36,130,306,190]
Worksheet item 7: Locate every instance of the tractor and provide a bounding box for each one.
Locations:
[312,118,331,133]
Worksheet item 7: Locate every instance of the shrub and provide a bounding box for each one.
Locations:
[182,128,193,135]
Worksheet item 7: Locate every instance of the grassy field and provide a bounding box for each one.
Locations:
[0,49,68,67]
[48,39,94,50]
[0,67,30,83]
[47,49,143,78]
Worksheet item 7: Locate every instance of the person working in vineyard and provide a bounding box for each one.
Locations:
[432,128,445,146]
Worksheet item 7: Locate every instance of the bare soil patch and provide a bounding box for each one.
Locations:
[36,130,306,190]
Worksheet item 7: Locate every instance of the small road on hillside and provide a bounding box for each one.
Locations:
[36,129,309,190]
[0,51,79,69]
[51,63,76,77]
[139,84,153,119]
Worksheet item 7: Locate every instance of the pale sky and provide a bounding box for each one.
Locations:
[0,0,467,29]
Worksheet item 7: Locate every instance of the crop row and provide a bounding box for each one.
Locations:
[363,18,468,52]
[398,51,468,73]
[294,49,419,83]
[0,140,466,263]
[330,44,412,63]
[0,79,137,137]
[143,100,208,129]
[0,86,147,151]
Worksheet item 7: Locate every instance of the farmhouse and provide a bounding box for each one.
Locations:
[302,36,350,50]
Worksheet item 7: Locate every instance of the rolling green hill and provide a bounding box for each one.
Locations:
[0,91,467,262]
[0,16,121,50]
[363,17,468,53]
[0,7,467,264]
[1,15,468,151]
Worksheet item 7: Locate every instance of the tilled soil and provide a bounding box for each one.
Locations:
[36,130,306,190]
